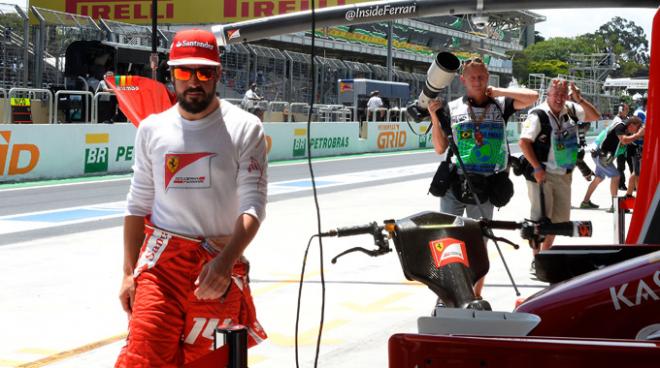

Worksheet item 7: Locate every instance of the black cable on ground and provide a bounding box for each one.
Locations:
[294,234,319,368]
[294,1,326,367]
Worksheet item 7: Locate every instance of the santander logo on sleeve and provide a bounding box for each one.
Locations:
[164,152,216,190]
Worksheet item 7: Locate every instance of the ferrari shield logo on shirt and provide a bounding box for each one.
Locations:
[164,152,216,190]
[167,156,179,173]
[429,238,469,268]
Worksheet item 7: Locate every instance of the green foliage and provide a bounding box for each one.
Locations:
[528,59,569,77]
[534,31,545,43]
[509,50,529,84]
[514,17,649,80]
[0,13,24,33]
[524,37,596,62]
[594,16,649,64]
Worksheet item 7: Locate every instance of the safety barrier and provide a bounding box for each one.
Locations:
[367,107,389,122]
[265,101,289,123]
[91,91,121,124]
[53,90,93,124]
[0,119,612,182]
[388,108,404,122]
[7,88,54,124]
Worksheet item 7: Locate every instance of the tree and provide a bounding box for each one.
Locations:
[0,13,23,35]
[594,16,649,65]
[578,17,650,77]
[514,17,649,80]
[534,31,545,43]
[528,59,569,78]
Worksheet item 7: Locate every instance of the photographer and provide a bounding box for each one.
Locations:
[581,115,644,212]
[518,79,600,255]
[625,98,647,198]
[428,58,538,297]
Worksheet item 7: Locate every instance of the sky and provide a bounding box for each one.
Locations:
[0,1,655,45]
[532,8,654,47]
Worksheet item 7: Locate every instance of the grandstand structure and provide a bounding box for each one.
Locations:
[0,2,621,121]
[0,4,544,100]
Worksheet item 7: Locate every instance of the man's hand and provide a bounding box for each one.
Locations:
[194,256,233,300]
[569,82,583,103]
[119,274,136,318]
[485,86,494,98]
[428,99,443,114]
[533,167,546,183]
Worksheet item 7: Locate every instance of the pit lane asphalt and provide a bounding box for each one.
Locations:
[0,142,627,368]
[0,150,442,246]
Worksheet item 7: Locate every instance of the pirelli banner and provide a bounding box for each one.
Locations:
[31,0,371,25]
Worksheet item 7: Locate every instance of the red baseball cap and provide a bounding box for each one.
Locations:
[167,29,221,67]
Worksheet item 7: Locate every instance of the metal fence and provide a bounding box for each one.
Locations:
[315,56,348,104]
[248,45,287,101]
[284,50,312,103]
[30,7,103,88]
[0,4,29,88]
[219,43,251,99]
[343,60,372,79]
[528,73,619,116]
[99,18,173,49]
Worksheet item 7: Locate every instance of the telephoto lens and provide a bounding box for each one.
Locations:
[406,52,460,123]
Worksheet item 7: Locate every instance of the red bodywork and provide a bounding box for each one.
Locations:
[516,251,660,339]
[389,334,660,368]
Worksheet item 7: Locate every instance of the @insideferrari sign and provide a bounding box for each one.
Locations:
[32,0,371,25]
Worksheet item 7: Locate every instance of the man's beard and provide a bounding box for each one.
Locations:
[177,86,216,114]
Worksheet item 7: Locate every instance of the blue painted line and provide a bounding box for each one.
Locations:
[7,208,124,223]
[278,180,338,188]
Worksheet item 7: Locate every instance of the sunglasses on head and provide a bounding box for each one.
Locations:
[463,57,483,66]
[172,67,217,82]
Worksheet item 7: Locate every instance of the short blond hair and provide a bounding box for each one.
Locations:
[461,58,488,75]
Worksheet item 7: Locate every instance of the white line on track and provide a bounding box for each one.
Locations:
[0,163,437,236]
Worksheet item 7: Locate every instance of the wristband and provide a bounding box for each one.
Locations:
[533,166,544,173]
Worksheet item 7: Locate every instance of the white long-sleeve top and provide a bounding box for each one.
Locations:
[126,98,268,238]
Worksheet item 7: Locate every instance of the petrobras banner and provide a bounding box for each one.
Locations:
[31,0,370,25]
[264,122,361,161]
[0,124,136,182]
[0,121,433,182]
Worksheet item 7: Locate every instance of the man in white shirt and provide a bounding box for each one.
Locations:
[242,82,262,112]
[519,78,600,252]
[116,29,268,367]
[366,90,384,121]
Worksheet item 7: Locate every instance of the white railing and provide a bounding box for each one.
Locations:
[7,88,54,124]
[53,90,93,124]
[91,91,115,124]
[0,88,7,123]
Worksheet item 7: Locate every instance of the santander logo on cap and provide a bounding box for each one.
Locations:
[175,40,214,50]
[167,29,221,67]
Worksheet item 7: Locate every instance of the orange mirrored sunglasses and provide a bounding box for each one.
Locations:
[172,67,217,82]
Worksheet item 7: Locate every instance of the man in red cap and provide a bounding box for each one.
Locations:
[116,28,268,367]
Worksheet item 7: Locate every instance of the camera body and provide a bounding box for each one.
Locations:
[406,52,460,123]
